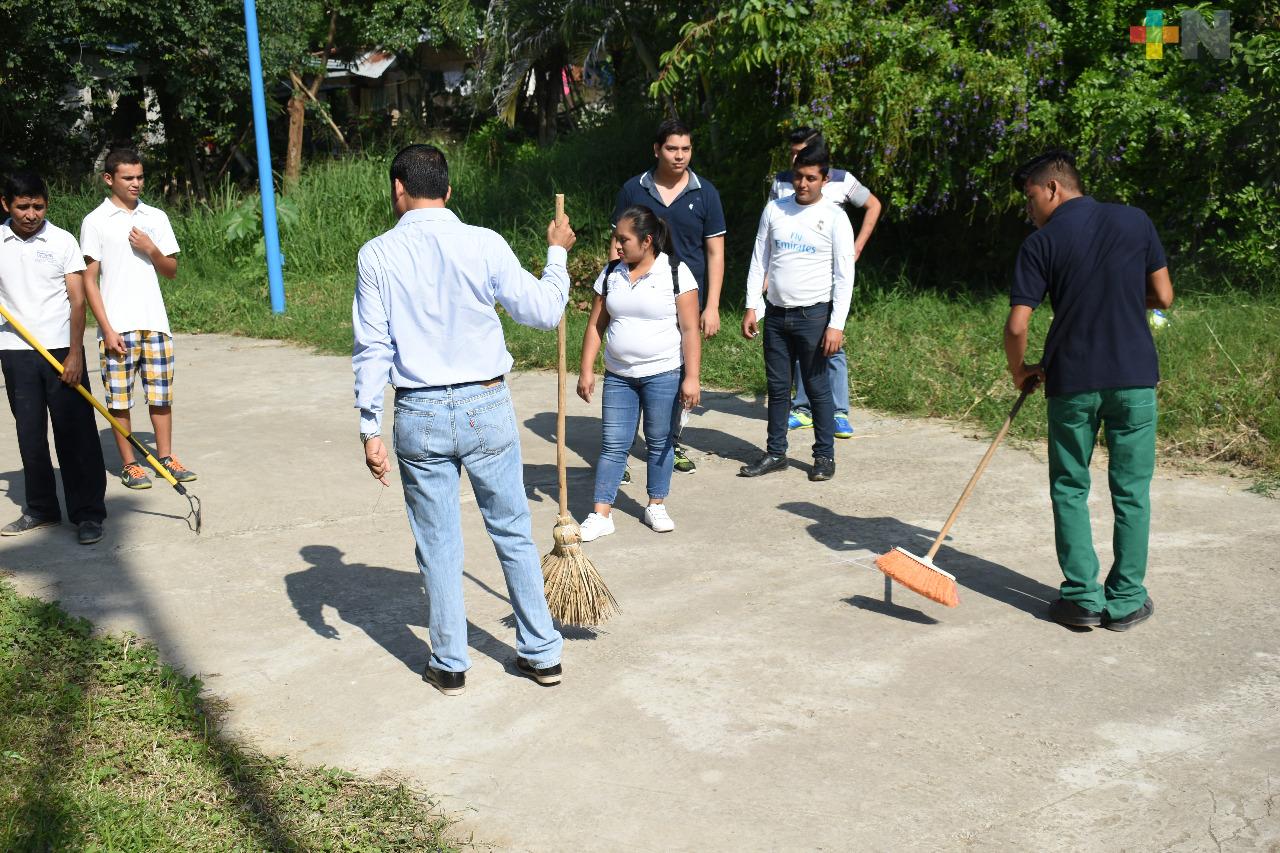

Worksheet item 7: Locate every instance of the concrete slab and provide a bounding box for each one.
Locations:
[1,331,1277,851]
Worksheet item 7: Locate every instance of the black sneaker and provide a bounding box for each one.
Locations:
[421,665,465,696]
[1047,597,1103,628]
[808,456,835,482]
[738,454,788,478]
[1104,597,1154,632]
[515,657,562,686]
[1,514,58,537]
[77,521,104,545]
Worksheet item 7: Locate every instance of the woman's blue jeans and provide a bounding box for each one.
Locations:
[593,368,682,505]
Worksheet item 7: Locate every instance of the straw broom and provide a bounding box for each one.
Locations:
[541,193,619,626]
[875,383,1036,607]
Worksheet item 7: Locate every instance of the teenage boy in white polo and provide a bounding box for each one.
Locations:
[740,142,855,482]
[81,147,195,490]
[769,127,882,440]
[0,170,107,545]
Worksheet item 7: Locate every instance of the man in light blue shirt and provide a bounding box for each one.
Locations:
[353,144,577,696]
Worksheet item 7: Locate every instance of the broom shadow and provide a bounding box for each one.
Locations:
[778,501,1057,621]
[468,571,601,641]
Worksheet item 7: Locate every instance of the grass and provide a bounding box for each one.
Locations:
[0,577,461,851]
[46,122,1279,481]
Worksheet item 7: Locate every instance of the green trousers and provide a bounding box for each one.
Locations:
[1047,387,1157,620]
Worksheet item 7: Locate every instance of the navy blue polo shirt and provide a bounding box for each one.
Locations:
[1011,196,1168,397]
[612,169,727,294]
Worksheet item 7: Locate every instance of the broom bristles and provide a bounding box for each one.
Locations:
[541,517,618,626]
[874,547,960,608]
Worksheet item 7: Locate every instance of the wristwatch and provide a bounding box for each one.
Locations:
[360,432,380,444]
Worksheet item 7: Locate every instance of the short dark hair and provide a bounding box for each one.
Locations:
[788,126,822,148]
[616,204,672,258]
[1012,149,1083,193]
[792,141,830,177]
[104,147,143,176]
[390,144,449,199]
[654,118,692,147]
[3,170,47,203]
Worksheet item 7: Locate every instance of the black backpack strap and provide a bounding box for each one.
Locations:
[670,253,681,295]
[602,258,622,299]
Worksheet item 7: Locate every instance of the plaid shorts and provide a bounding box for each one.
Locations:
[100,330,175,409]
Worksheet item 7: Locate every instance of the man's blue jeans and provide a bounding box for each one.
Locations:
[792,347,850,415]
[763,303,834,459]
[594,368,682,505]
[393,382,563,673]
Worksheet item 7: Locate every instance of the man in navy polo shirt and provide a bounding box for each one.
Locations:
[1005,150,1173,633]
[613,118,726,474]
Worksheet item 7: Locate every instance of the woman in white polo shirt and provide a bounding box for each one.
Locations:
[576,205,701,541]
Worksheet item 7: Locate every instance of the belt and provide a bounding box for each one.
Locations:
[765,301,832,312]
[397,375,504,394]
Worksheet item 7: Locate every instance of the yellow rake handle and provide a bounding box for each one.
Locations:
[0,303,181,489]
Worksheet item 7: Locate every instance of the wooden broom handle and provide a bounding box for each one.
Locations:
[925,383,1035,561]
[554,194,568,517]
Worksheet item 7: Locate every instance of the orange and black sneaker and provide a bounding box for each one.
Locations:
[158,456,197,483]
[120,462,153,490]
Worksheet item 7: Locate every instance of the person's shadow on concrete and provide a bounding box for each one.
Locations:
[779,501,1058,622]
[284,545,517,674]
[522,412,649,521]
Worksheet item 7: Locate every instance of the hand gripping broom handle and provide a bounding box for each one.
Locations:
[554,193,569,518]
[924,382,1035,562]
[0,303,185,493]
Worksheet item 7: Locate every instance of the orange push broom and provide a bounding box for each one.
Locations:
[875,382,1036,607]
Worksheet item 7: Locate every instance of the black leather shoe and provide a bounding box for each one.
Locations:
[739,454,788,477]
[1047,597,1102,627]
[77,521,103,545]
[422,665,465,696]
[808,457,835,482]
[516,657,561,686]
[1104,597,1154,632]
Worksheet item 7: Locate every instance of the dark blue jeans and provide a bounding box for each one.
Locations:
[763,303,834,459]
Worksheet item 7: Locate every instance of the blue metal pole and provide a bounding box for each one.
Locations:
[242,0,286,314]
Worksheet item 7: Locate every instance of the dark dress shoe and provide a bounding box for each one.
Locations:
[77,521,104,545]
[516,657,562,686]
[1047,597,1102,627]
[739,454,788,477]
[422,665,465,696]
[808,457,835,482]
[1104,597,1154,632]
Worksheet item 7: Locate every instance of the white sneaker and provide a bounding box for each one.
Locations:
[644,504,675,533]
[578,512,615,542]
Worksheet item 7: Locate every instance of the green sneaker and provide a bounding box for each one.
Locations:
[673,446,696,473]
[120,462,153,490]
[621,465,632,485]
[158,456,197,483]
[787,409,814,430]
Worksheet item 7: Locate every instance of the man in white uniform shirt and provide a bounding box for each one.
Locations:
[81,147,193,491]
[0,171,107,545]
[740,143,855,482]
[769,127,881,440]
[353,144,576,696]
